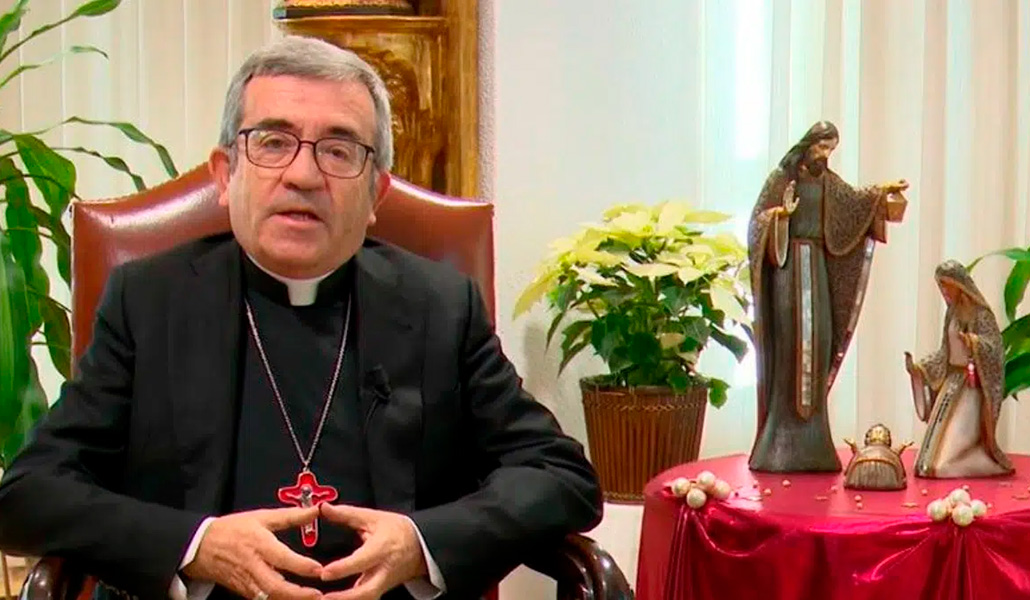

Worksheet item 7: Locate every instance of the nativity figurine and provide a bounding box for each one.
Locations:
[843,423,912,491]
[907,260,1014,479]
[747,120,909,473]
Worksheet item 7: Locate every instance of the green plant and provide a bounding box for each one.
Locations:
[513,201,752,406]
[968,245,1030,400]
[0,0,178,468]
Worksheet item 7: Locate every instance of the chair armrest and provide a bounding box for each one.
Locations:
[18,558,89,600]
[524,534,634,600]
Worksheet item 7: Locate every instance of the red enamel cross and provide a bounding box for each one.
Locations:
[277,470,339,547]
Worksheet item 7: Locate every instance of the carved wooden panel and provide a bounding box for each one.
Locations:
[273,0,478,198]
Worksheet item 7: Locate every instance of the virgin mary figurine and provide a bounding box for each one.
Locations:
[906,260,1014,479]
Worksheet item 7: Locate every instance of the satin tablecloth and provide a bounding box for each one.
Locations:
[636,448,1030,600]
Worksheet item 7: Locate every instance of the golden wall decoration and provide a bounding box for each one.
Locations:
[274,0,479,198]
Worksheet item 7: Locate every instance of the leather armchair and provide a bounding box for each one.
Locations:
[19,165,633,600]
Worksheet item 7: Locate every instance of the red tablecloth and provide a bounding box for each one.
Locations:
[636,448,1030,600]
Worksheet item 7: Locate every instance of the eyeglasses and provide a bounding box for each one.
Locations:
[237,127,376,179]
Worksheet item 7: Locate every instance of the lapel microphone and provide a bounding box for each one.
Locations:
[365,365,392,401]
[363,365,392,431]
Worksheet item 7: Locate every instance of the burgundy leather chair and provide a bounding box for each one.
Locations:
[19,165,633,600]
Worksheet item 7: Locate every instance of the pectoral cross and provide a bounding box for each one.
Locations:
[277,470,339,547]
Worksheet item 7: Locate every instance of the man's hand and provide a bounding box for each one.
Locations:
[318,504,428,600]
[182,506,324,600]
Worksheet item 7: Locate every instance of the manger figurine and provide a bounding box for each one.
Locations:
[747,120,909,472]
[843,424,912,491]
[907,260,1014,479]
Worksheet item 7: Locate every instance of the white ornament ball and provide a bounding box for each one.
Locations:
[927,499,949,522]
[970,499,987,517]
[949,488,971,506]
[696,471,717,490]
[952,504,974,527]
[670,477,691,497]
[712,480,732,500]
[686,487,708,509]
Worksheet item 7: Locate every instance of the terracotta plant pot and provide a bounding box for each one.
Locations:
[580,377,708,503]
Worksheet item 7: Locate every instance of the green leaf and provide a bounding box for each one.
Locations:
[1002,314,1030,354]
[1005,352,1030,399]
[558,338,591,375]
[668,370,689,392]
[554,319,591,353]
[627,333,661,367]
[54,145,147,191]
[711,327,749,362]
[0,15,73,66]
[551,277,578,312]
[1,360,47,468]
[28,206,71,284]
[14,134,76,218]
[72,0,122,17]
[38,296,71,379]
[0,0,29,56]
[967,247,1030,272]
[1003,261,1030,322]
[0,157,45,332]
[680,317,710,349]
[0,45,109,89]
[0,235,34,469]
[659,283,692,315]
[65,116,178,178]
[707,378,728,408]
[591,314,630,361]
[606,346,633,374]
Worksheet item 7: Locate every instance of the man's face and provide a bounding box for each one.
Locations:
[803,137,838,176]
[210,75,389,279]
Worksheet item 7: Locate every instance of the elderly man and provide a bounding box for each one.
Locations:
[0,36,602,600]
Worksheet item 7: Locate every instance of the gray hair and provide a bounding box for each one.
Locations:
[218,35,393,172]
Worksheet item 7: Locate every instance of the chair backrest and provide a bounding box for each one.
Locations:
[70,164,494,361]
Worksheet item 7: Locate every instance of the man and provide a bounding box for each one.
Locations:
[746,120,909,473]
[0,36,602,600]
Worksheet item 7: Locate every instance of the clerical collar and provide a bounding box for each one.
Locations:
[242,252,353,307]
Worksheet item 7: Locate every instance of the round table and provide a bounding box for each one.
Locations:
[635,448,1030,600]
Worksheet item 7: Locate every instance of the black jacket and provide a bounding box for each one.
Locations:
[0,234,602,599]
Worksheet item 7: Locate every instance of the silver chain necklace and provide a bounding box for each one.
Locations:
[243,296,352,472]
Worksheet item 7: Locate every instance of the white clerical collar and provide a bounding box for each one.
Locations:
[245,254,333,307]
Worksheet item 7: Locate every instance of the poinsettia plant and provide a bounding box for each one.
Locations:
[513,202,752,407]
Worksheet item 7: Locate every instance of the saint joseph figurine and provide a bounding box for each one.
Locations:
[747,121,909,473]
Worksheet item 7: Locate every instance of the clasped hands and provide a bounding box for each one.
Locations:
[182,503,428,600]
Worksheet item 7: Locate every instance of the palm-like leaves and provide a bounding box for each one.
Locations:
[0,0,177,468]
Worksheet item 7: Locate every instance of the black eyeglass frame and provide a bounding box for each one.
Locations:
[236,127,377,179]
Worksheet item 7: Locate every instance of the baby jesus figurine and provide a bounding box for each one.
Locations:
[843,424,912,490]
